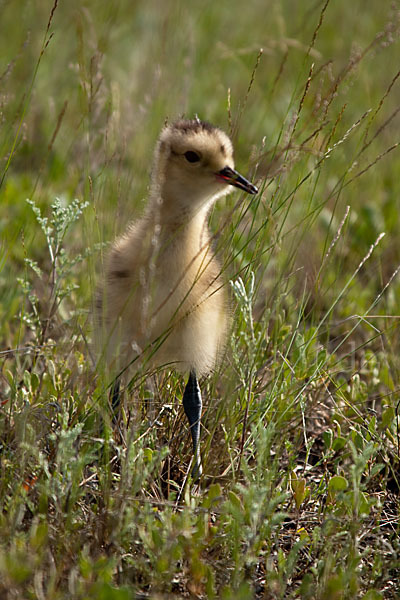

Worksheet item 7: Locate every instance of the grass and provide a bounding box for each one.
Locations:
[1,0,400,597]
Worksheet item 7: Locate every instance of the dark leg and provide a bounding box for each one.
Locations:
[182,371,203,480]
[109,378,121,423]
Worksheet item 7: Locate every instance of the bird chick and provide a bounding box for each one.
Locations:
[97,118,258,478]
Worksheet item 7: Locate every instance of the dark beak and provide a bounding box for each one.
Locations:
[217,166,258,195]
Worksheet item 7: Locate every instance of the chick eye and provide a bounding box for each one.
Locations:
[184,150,201,163]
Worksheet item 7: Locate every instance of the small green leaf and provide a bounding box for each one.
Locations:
[23,370,32,392]
[202,483,222,509]
[328,475,348,493]
[228,490,243,511]
[332,436,346,452]
[368,416,376,434]
[143,448,153,462]
[381,406,394,430]
[322,429,333,449]
[291,472,308,509]
[30,372,40,393]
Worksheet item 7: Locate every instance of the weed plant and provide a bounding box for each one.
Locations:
[1,0,400,598]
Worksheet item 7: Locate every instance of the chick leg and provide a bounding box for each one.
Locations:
[109,378,121,423]
[182,371,203,480]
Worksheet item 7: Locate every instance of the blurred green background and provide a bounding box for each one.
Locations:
[2,0,400,310]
